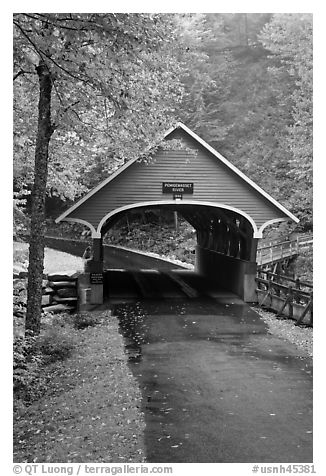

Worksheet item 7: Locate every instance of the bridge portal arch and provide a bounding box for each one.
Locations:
[56,122,298,304]
[96,200,259,237]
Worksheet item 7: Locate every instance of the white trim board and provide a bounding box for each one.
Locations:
[96,200,262,237]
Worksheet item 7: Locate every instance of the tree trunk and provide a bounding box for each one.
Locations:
[25,61,54,335]
[174,211,179,232]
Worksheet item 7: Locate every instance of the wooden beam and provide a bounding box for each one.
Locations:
[212,209,248,239]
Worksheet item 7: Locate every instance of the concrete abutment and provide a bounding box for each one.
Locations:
[195,245,258,302]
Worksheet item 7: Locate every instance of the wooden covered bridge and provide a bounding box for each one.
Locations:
[56,122,298,304]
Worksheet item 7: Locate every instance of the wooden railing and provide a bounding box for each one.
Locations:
[257,235,313,267]
[256,270,313,326]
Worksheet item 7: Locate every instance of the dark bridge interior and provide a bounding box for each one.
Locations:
[100,204,257,302]
[101,203,255,262]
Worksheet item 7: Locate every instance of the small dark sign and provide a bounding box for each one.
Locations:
[173,193,183,200]
[162,182,194,194]
[90,272,103,285]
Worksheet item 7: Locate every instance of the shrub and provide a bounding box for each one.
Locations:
[13,327,76,403]
[13,332,45,403]
[73,312,101,330]
[36,329,75,364]
[291,248,313,282]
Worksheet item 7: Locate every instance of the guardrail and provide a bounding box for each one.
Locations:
[256,270,313,326]
[257,234,313,249]
[257,235,313,267]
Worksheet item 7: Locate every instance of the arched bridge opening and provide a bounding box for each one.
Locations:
[91,201,259,302]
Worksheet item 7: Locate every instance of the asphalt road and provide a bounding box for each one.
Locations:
[43,239,313,462]
[113,295,313,463]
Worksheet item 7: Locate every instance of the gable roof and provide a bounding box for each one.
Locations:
[56,122,299,224]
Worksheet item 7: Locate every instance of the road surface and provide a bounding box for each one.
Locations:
[111,286,312,463]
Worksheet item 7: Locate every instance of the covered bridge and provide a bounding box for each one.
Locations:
[56,122,298,303]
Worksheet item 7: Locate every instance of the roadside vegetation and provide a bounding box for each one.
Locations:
[13,312,146,463]
[13,246,145,463]
[289,247,313,283]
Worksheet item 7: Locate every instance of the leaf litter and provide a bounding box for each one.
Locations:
[13,311,146,463]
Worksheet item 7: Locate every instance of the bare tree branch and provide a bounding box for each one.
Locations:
[53,100,81,129]
[13,69,36,81]
[25,13,90,32]
[70,108,108,133]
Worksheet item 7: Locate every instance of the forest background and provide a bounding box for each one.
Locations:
[13,13,312,230]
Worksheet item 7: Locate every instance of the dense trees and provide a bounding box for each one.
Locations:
[13,13,313,333]
[259,14,313,225]
[13,13,183,333]
[177,13,312,229]
[14,13,183,200]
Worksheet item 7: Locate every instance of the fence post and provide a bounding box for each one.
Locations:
[277,284,293,319]
[295,291,313,327]
[295,278,301,303]
[288,285,293,319]
[260,272,272,307]
[310,291,313,326]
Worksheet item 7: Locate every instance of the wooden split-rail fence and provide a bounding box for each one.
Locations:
[256,235,313,326]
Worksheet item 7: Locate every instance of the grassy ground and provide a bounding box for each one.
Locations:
[13,312,146,463]
[13,244,146,463]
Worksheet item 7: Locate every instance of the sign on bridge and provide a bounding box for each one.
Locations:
[162,182,194,194]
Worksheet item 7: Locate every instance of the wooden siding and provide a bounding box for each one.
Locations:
[68,129,289,230]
